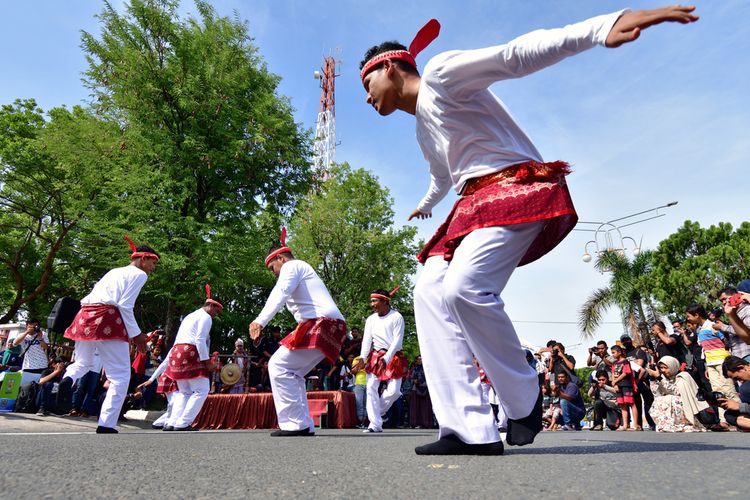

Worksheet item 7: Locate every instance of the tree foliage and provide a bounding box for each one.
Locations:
[288,164,421,358]
[644,220,750,315]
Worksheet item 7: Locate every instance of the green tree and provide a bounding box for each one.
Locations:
[77,0,313,343]
[288,164,421,358]
[645,220,750,315]
[0,100,122,323]
[578,249,657,345]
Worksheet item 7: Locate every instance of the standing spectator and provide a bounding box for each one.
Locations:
[720,356,750,430]
[650,321,685,363]
[209,351,222,393]
[351,355,367,429]
[716,287,750,361]
[229,339,248,394]
[339,354,355,391]
[674,319,711,392]
[588,370,619,431]
[12,319,49,381]
[611,345,640,431]
[686,305,739,403]
[621,334,654,431]
[552,371,585,431]
[546,343,576,387]
[409,356,433,429]
[587,341,612,373]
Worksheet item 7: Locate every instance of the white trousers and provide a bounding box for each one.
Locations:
[153,392,174,427]
[268,346,323,431]
[365,374,402,431]
[64,340,130,429]
[167,377,209,428]
[414,222,543,444]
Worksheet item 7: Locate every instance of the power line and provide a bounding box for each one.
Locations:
[514,320,622,325]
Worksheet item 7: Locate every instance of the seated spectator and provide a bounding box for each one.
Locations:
[645,356,708,432]
[542,384,561,431]
[719,356,750,431]
[553,371,585,431]
[35,357,73,416]
[588,370,620,431]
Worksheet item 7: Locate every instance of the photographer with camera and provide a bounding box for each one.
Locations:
[12,319,49,382]
[588,370,619,430]
[546,343,576,388]
[587,341,612,373]
[35,356,71,416]
[719,356,750,431]
[715,285,750,360]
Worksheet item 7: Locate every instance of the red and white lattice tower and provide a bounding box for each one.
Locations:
[313,55,338,180]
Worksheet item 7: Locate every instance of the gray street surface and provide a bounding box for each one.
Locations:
[1,412,745,499]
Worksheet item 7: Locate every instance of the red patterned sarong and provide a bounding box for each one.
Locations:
[164,343,209,380]
[417,161,577,266]
[280,318,348,364]
[365,349,409,381]
[156,373,177,394]
[63,304,128,342]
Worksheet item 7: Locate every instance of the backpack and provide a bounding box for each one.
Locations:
[15,381,39,413]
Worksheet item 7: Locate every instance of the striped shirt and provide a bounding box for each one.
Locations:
[697,319,730,366]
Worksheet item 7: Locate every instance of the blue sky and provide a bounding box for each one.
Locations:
[2,1,748,364]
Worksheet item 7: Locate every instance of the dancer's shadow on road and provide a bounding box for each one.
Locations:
[508,439,747,455]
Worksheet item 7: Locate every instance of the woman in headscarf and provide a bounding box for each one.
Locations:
[647,356,708,432]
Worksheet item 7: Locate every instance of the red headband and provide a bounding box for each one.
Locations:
[205,284,223,310]
[265,227,292,266]
[370,286,400,302]
[360,19,441,81]
[124,234,159,261]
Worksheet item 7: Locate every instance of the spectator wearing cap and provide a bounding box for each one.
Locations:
[229,339,248,393]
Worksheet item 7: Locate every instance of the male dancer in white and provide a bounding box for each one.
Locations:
[360,287,407,433]
[249,228,347,436]
[163,285,222,431]
[359,6,699,454]
[63,235,158,434]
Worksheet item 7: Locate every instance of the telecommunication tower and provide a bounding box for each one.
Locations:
[312,54,339,180]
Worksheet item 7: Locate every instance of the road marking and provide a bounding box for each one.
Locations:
[0,431,92,435]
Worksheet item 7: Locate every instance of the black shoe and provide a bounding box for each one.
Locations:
[162,425,174,431]
[415,434,504,456]
[506,389,543,446]
[270,428,315,437]
[96,426,118,434]
[151,423,164,430]
[173,426,198,431]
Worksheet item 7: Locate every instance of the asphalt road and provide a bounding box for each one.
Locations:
[0,413,746,499]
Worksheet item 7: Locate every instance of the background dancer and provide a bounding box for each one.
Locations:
[249,228,347,436]
[137,347,175,429]
[359,6,699,454]
[62,235,158,434]
[162,285,222,431]
[360,287,407,433]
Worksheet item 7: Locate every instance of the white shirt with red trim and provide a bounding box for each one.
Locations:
[253,260,344,327]
[173,309,212,361]
[414,10,626,214]
[80,265,148,338]
[360,309,404,365]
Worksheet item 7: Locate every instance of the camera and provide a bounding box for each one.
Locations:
[704,391,726,406]
[552,349,560,357]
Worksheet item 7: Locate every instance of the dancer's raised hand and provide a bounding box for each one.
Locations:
[606,5,699,48]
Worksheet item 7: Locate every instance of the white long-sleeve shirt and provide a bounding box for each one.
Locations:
[415,10,626,214]
[360,309,404,365]
[253,260,344,327]
[173,308,212,361]
[80,265,148,338]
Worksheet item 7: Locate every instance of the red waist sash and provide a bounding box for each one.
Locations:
[365,349,409,381]
[156,373,177,394]
[417,160,578,266]
[63,304,129,342]
[164,343,209,380]
[280,318,348,364]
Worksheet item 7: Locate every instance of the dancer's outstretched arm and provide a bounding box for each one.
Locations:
[605,5,699,48]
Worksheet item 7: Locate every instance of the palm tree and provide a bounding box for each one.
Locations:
[578,249,657,345]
